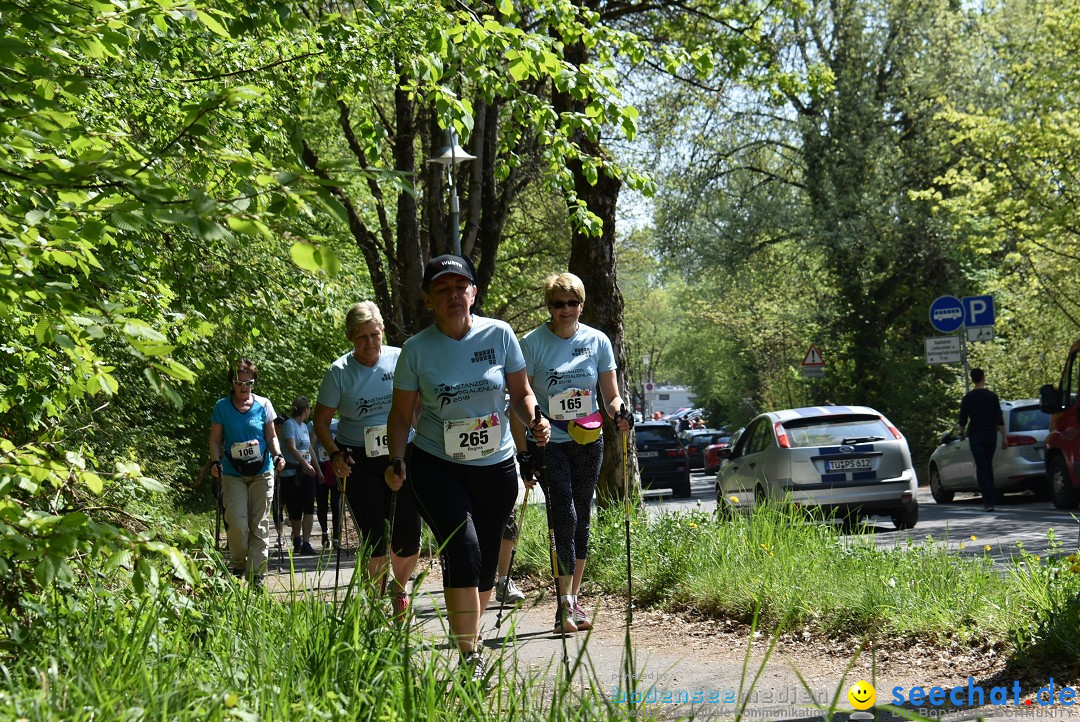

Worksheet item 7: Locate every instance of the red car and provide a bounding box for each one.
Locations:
[703,435,733,474]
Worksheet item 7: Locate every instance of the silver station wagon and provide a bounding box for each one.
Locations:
[927,398,1050,503]
[715,405,919,529]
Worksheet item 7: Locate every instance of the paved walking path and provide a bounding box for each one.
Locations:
[251,538,1075,722]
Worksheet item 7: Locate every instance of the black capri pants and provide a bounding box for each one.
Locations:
[281,472,316,521]
[340,444,422,557]
[409,445,518,591]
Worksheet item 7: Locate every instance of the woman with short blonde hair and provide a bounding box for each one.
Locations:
[517,272,631,634]
[314,300,421,620]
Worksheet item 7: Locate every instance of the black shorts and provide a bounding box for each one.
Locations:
[408,445,517,590]
[339,444,422,558]
[281,472,316,520]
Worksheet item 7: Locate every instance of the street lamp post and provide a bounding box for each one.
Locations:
[428,127,475,256]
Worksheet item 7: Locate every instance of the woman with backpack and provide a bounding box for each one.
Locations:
[208,359,286,586]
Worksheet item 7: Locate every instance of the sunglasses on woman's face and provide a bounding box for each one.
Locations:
[549,299,581,309]
[233,379,255,387]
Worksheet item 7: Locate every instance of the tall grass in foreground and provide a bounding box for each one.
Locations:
[0,569,622,721]
[516,501,1080,662]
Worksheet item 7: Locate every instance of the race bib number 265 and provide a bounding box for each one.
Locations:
[443,415,501,461]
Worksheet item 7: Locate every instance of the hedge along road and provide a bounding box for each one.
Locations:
[650,469,1080,566]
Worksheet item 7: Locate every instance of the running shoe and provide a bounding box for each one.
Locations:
[393,592,410,623]
[460,651,489,686]
[495,577,525,604]
[553,606,578,635]
[572,601,593,630]
[299,541,317,555]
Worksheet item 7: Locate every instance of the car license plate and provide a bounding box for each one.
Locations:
[638,451,658,458]
[826,458,872,472]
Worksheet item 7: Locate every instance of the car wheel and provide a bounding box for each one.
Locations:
[891,502,919,530]
[928,465,953,503]
[1049,456,1080,510]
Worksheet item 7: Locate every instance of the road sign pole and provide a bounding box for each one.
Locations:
[962,332,970,394]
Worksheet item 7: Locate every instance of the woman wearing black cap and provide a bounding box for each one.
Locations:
[384,255,550,681]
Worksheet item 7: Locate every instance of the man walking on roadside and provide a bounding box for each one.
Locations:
[958,368,1007,512]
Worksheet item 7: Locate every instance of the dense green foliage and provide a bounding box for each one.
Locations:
[628,0,1080,469]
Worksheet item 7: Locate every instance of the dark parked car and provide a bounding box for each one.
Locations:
[635,422,691,498]
[681,430,728,470]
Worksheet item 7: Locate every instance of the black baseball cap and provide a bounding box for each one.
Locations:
[422,254,475,290]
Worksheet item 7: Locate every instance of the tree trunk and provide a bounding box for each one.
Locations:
[559,23,638,509]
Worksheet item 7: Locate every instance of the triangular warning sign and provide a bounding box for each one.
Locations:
[801,343,825,367]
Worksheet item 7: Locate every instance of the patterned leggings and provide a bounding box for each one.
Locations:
[542,440,603,576]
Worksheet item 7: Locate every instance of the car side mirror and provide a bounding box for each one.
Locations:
[939,431,953,445]
[1040,384,1062,415]
[717,447,733,460]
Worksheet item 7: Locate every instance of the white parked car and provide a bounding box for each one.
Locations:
[927,399,1051,503]
[714,405,919,529]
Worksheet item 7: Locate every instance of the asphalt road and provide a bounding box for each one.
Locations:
[644,469,1080,566]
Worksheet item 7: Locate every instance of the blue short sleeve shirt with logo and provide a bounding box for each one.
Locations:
[394,316,526,465]
[211,394,276,477]
[521,323,617,444]
[316,347,401,449]
[281,417,314,476]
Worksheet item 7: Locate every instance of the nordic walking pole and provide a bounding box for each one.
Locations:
[536,405,571,678]
[620,403,636,701]
[381,458,401,598]
[495,485,531,631]
[334,452,351,604]
[621,404,633,625]
[214,479,223,552]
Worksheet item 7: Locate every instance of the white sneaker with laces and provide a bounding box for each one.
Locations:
[495,577,525,604]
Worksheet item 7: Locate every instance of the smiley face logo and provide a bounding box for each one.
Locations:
[848,680,876,711]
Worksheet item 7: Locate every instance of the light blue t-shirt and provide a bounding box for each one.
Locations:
[211,394,276,477]
[521,322,617,444]
[317,347,400,449]
[395,316,526,465]
[281,417,313,476]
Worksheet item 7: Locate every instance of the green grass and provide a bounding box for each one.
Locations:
[514,500,1080,660]
[0,565,620,721]
[4,501,1079,720]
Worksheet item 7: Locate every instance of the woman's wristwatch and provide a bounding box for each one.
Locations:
[272,454,285,464]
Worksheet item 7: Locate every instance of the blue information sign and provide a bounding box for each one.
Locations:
[929,296,964,333]
[963,295,995,328]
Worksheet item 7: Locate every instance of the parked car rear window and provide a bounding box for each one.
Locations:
[1009,406,1050,432]
[782,414,891,448]
[636,426,679,444]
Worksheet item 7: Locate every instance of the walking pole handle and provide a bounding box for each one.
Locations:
[393,458,403,476]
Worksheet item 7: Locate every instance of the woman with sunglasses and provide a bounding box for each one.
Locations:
[209,359,286,587]
[516,273,631,634]
[384,255,549,680]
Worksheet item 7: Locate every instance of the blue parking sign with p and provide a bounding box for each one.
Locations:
[963,295,995,328]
